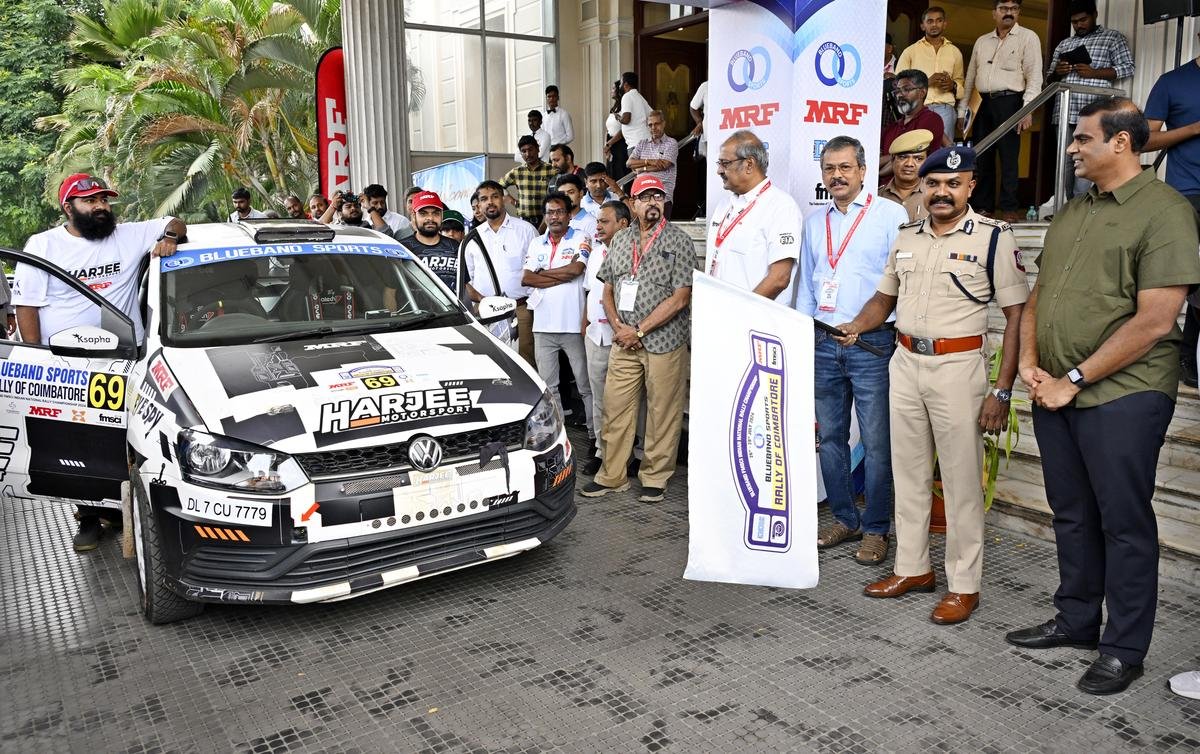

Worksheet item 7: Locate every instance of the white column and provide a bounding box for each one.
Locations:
[340,0,410,193]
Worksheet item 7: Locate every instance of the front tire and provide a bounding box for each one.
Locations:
[130,464,203,624]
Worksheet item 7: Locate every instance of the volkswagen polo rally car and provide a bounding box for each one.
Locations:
[0,220,575,623]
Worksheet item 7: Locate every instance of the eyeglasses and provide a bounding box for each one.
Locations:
[635,192,666,203]
[894,85,925,95]
[995,5,1021,12]
[544,208,569,216]
[62,177,109,200]
[715,158,748,169]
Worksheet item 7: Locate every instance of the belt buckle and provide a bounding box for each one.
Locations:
[910,336,936,355]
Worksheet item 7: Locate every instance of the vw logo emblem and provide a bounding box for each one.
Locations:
[815,41,862,88]
[727,47,771,93]
[408,436,443,472]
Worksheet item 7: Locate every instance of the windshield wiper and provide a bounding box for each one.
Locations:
[252,326,335,344]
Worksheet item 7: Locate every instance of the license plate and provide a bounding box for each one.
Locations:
[181,495,274,527]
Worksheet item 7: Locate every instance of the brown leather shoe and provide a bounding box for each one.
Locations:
[863,572,936,598]
[930,592,979,624]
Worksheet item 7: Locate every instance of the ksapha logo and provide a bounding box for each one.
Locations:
[815,41,862,88]
[727,47,771,92]
[72,332,114,346]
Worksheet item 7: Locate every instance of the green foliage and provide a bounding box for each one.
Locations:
[0,0,76,248]
[36,0,341,227]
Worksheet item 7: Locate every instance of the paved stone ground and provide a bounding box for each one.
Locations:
[2,433,1198,753]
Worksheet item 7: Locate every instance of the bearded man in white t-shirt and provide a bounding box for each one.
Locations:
[12,172,186,552]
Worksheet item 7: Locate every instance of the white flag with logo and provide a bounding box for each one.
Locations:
[685,273,818,588]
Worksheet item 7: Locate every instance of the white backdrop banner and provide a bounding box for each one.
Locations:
[685,273,818,589]
[706,0,886,231]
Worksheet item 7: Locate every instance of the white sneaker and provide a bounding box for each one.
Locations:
[1168,670,1200,700]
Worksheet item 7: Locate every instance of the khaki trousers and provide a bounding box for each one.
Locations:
[596,344,687,489]
[889,346,988,593]
[515,301,535,368]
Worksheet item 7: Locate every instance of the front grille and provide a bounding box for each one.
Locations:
[296,421,525,477]
[182,504,564,589]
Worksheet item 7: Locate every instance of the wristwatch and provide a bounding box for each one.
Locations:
[635,327,645,339]
[156,230,180,243]
[1067,367,1089,388]
[991,387,1012,402]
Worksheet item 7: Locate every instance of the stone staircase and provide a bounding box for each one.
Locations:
[677,220,1199,577]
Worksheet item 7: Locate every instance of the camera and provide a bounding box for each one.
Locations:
[341,192,360,205]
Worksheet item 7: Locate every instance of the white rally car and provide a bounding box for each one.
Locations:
[0,220,575,623]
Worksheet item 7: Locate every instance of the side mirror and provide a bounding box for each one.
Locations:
[48,326,129,358]
[477,296,517,324]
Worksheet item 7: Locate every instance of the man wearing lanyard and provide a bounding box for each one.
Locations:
[580,175,699,503]
[795,136,909,567]
[466,180,539,367]
[522,191,594,446]
[580,200,632,476]
[706,131,801,302]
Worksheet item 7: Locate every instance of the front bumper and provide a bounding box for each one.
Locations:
[162,473,575,605]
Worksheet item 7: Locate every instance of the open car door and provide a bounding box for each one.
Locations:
[457,228,519,350]
[0,247,138,509]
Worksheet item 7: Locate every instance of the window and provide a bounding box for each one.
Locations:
[401,0,557,159]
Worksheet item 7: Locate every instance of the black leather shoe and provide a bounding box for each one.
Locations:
[1005,618,1099,650]
[1077,654,1143,695]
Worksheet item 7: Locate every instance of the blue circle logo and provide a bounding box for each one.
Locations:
[727,47,771,93]
[162,255,195,270]
[815,41,862,88]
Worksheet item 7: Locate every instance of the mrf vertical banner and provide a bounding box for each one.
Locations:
[316,47,351,200]
[705,0,886,222]
[685,273,818,589]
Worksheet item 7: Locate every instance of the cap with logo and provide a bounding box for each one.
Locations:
[440,209,466,229]
[630,174,666,196]
[411,191,445,211]
[889,129,934,156]
[59,173,119,205]
[919,145,977,177]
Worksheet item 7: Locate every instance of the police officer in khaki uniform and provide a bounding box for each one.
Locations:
[837,146,1028,625]
[878,129,933,223]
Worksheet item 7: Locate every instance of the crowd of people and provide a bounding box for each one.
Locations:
[6,0,1200,702]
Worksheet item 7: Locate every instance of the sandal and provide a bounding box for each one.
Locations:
[854,533,890,565]
[816,521,862,550]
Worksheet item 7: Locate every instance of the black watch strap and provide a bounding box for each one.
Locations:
[1067,367,1089,388]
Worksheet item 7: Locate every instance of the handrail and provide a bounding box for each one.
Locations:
[972,81,1125,214]
[616,133,699,189]
[972,81,1124,155]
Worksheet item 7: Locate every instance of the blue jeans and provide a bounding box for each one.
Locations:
[814,326,895,535]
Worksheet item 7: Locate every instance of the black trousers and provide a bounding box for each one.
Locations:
[973,93,1022,213]
[1032,391,1174,665]
[608,139,630,182]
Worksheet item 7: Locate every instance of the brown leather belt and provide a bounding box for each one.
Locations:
[898,333,983,356]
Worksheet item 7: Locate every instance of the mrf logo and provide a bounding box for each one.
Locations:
[29,406,61,418]
[720,102,780,129]
[804,100,869,125]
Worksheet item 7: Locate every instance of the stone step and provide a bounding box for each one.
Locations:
[992,453,1200,561]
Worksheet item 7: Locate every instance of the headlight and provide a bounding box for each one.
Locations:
[177,430,308,493]
[523,389,564,451]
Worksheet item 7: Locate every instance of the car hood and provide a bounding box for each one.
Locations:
[159,323,544,454]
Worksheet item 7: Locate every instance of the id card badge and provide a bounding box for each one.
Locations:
[818,279,840,312]
[618,280,639,311]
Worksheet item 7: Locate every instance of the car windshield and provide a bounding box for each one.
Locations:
[160,242,469,347]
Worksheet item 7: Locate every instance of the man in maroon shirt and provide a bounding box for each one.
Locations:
[880,69,947,180]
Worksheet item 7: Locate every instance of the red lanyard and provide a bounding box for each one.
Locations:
[825,194,873,271]
[547,232,563,267]
[632,219,664,277]
[714,181,771,248]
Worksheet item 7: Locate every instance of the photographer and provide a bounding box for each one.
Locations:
[322,190,396,237]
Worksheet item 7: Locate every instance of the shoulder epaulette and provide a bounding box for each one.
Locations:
[976,216,1012,232]
[900,218,925,230]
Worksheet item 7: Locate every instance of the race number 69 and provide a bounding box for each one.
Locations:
[88,373,127,411]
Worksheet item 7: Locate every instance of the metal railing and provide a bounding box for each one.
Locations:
[615,133,699,189]
[971,81,1125,215]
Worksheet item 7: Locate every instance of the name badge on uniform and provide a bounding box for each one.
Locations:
[618,280,639,311]
[896,252,913,259]
[818,278,840,312]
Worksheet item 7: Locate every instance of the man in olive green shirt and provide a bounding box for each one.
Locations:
[1007,98,1200,696]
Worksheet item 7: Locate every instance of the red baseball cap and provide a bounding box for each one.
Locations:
[411,191,444,211]
[59,173,118,205]
[630,174,666,197]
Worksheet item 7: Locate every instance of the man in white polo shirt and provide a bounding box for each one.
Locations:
[466,180,539,366]
[521,191,594,442]
[706,131,801,302]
